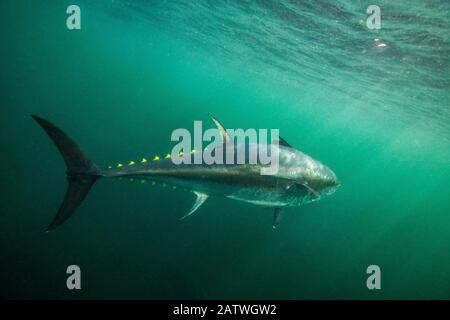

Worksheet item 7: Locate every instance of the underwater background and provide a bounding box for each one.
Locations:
[1,0,449,299]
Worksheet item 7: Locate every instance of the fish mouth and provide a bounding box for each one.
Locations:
[324,169,340,188]
[331,177,341,191]
[334,179,341,187]
[323,185,339,196]
[323,176,340,196]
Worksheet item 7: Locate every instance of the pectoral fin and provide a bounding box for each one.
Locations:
[273,208,282,229]
[301,183,320,197]
[288,182,320,198]
[179,191,209,220]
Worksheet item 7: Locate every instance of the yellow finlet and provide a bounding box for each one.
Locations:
[165,153,171,159]
[191,149,196,154]
[141,158,147,163]
[108,166,112,169]
[117,163,123,168]
[153,155,160,161]
[129,161,135,165]
[179,151,184,156]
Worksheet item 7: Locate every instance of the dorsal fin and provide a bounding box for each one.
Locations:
[274,136,292,148]
[209,115,231,144]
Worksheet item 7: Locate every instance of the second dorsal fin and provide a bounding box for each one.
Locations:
[209,115,231,144]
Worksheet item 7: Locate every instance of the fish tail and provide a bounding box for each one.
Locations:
[31,114,102,232]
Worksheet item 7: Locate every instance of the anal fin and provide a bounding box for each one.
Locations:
[179,191,209,220]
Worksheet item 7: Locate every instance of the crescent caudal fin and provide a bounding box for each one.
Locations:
[31,115,102,232]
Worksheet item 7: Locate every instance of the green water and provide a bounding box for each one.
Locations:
[1,0,449,299]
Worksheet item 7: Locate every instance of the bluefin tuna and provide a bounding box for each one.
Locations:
[31,114,340,231]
